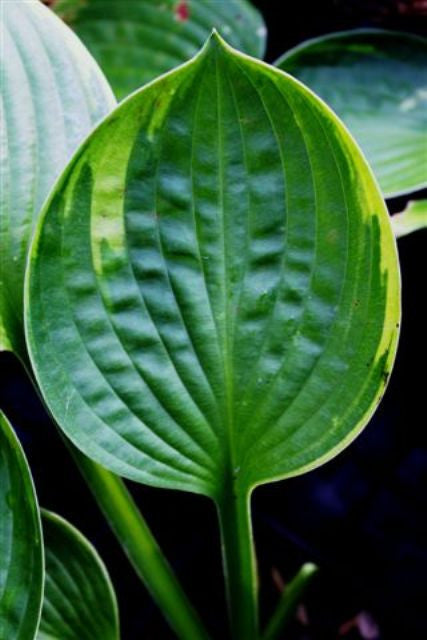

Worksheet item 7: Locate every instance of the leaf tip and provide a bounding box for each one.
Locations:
[205,27,232,52]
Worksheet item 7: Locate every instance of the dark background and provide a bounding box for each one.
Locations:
[1,1,426,638]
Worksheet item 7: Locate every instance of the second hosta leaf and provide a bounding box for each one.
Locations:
[26,34,400,499]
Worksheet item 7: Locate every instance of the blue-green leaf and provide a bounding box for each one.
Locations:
[276,29,427,198]
[0,0,115,359]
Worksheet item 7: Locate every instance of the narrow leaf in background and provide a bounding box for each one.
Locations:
[37,510,119,640]
[391,199,427,237]
[0,412,43,640]
[52,0,267,100]
[276,29,427,198]
[0,0,116,360]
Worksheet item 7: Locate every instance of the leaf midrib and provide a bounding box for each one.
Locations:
[214,47,237,478]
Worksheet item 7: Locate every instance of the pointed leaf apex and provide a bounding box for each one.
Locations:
[204,28,231,52]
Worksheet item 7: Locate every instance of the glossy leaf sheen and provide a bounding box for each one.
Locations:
[37,510,119,640]
[53,0,266,100]
[276,30,427,198]
[0,0,115,358]
[26,35,400,500]
[0,412,43,640]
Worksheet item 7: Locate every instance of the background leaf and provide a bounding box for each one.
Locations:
[391,199,427,238]
[0,0,115,359]
[0,412,43,640]
[276,29,427,198]
[26,33,400,498]
[52,0,266,100]
[37,510,119,640]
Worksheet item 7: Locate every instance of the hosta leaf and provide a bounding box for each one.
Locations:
[37,510,119,640]
[0,412,43,640]
[391,199,427,238]
[276,29,427,198]
[52,0,266,100]
[26,33,400,500]
[0,0,115,359]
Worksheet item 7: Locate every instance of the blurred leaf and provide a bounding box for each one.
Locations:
[391,199,427,237]
[263,563,318,640]
[52,0,266,100]
[276,30,427,198]
[0,412,43,640]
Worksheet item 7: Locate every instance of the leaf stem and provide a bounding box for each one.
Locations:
[69,446,211,640]
[217,486,258,640]
[262,562,318,640]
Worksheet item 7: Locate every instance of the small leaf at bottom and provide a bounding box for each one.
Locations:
[37,510,119,640]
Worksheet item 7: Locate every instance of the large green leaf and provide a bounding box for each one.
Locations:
[0,412,43,640]
[52,0,266,100]
[25,31,400,637]
[26,32,400,496]
[0,0,116,359]
[37,510,119,640]
[276,29,427,198]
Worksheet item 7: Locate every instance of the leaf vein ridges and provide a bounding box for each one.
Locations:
[42,248,214,485]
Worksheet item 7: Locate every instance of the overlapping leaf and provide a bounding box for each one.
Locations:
[37,511,119,640]
[26,34,400,500]
[52,0,266,99]
[0,412,43,640]
[0,0,116,359]
[276,29,427,198]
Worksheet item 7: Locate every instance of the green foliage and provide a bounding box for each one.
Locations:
[276,29,427,198]
[0,0,115,359]
[26,31,400,637]
[1,4,412,638]
[37,511,119,640]
[0,412,43,640]
[26,32,400,496]
[53,0,266,100]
